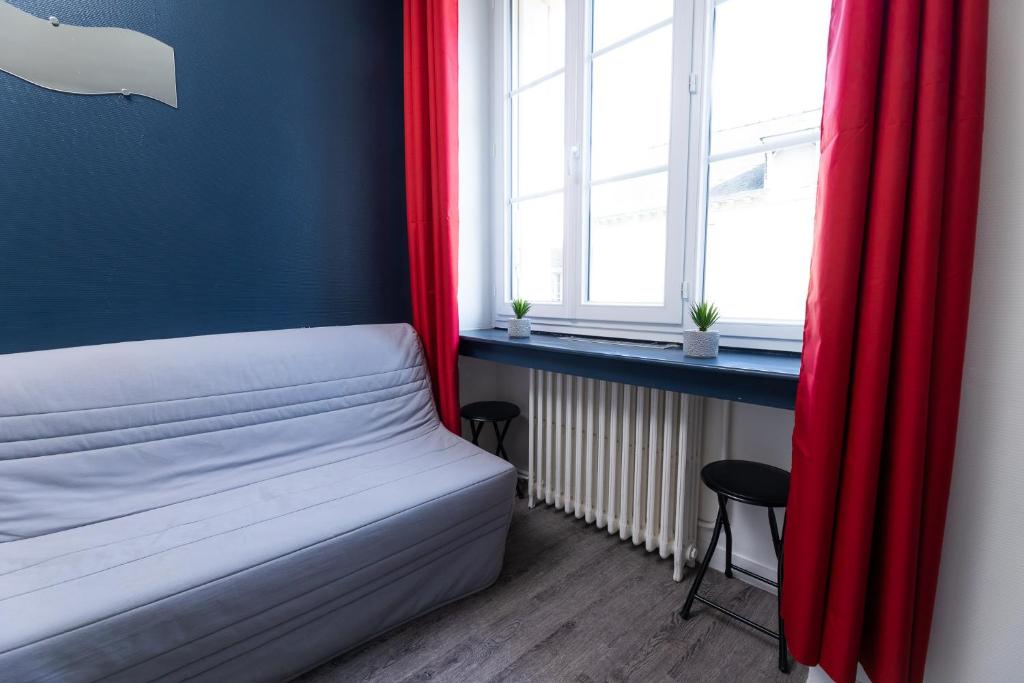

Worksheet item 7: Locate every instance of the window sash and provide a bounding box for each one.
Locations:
[500,0,691,325]
[496,0,812,350]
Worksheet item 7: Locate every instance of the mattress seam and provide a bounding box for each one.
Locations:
[0,374,427,447]
[0,363,425,420]
[0,421,446,544]
[0,382,431,462]
[114,506,515,682]
[0,438,475,594]
[0,467,515,655]
[0,429,456,576]
[177,512,514,683]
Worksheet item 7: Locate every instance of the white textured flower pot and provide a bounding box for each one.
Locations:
[508,318,532,338]
[684,330,720,358]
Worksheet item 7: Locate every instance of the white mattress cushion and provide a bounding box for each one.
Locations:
[0,324,517,681]
[0,427,513,681]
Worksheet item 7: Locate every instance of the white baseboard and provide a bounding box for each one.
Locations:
[698,537,779,594]
[807,666,832,683]
[697,516,780,588]
[808,664,872,683]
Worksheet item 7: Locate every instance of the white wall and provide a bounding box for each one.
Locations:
[457,0,493,332]
[458,0,499,449]
[922,0,1024,678]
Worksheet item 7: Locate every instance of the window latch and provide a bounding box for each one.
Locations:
[567,145,581,180]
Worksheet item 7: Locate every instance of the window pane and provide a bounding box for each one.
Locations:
[592,0,672,52]
[512,193,564,303]
[709,0,829,156]
[512,74,565,197]
[590,25,673,181]
[514,0,565,88]
[588,173,667,305]
[703,146,819,322]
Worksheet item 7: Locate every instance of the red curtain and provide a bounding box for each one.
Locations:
[403,0,461,432]
[782,1,988,682]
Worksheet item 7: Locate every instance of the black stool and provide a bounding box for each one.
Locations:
[461,401,523,498]
[680,460,791,673]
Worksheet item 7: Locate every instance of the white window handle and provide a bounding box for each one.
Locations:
[567,145,581,180]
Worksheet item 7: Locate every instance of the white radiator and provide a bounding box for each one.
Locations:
[527,369,703,581]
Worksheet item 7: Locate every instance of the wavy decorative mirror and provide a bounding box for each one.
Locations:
[0,1,177,107]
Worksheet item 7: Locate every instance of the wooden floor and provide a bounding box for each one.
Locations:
[298,499,807,683]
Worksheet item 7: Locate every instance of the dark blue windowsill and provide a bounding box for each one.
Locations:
[459,329,801,410]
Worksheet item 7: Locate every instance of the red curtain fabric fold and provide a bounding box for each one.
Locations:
[782,1,988,682]
[403,0,461,432]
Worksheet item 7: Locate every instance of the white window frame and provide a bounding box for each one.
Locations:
[492,0,814,351]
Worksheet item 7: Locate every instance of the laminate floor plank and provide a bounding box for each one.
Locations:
[399,540,634,682]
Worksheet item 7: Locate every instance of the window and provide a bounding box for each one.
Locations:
[701,0,830,329]
[587,0,675,309]
[498,0,829,347]
[509,0,566,304]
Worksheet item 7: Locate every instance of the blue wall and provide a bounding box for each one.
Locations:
[0,0,410,355]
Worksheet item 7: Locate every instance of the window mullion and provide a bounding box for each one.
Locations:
[496,0,512,314]
[684,0,713,320]
[660,0,695,326]
[562,0,588,320]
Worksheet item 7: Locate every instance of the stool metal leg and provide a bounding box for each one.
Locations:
[768,507,783,556]
[769,508,789,674]
[680,493,790,674]
[491,419,523,498]
[681,499,726,619]
[469,421,483,446]
[493,419,513,460]
[721,495,734,578]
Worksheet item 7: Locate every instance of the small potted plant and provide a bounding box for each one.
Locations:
[508,298,532,338]
[684,301,720,358]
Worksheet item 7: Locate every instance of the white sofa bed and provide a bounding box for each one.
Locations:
[0,324,516,681]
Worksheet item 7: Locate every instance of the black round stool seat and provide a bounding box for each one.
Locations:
[683,459,792,673]
[701,460,790,508]
[461,401,521,423]
[460,401,523,498]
